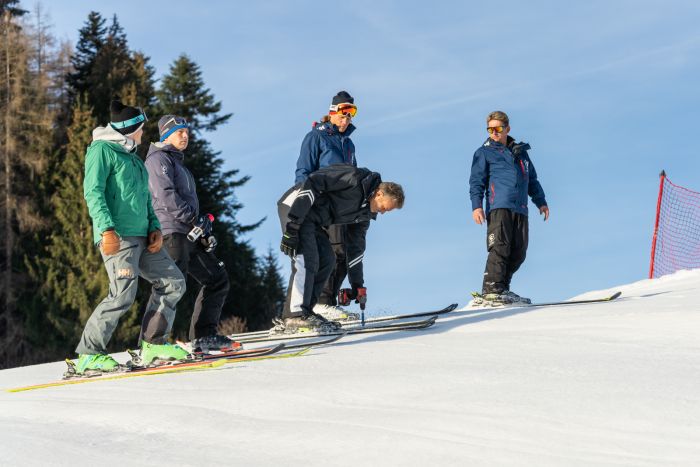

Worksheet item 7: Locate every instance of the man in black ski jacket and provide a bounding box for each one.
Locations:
[145,115,234,352]
[277,164,404,332]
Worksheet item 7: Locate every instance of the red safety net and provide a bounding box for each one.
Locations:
[649,171,700,278]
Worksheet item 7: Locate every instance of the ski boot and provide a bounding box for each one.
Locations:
[64,353,123,379]
[189,334,242,353]
[282,312,342,334]
[469,292,486,307]
[470,291,514,307]
[313,303,360,321]
[129,341,195,368]
[504,290,531,305]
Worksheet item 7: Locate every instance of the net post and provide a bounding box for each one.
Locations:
[649,170,666,278]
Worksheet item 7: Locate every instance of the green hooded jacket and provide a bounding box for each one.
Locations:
[83,125,161,244]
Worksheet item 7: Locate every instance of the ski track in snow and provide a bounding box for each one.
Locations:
[1,270,700,466]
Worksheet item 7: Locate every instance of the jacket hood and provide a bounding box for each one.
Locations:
[483,136,531,154]
[92,125,138,152]
[146,142,184,161]
[507,136,531,155]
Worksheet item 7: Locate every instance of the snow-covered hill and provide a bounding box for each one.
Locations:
[2,271,699,466]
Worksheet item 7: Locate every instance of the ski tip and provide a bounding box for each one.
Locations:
[608,291,622,301]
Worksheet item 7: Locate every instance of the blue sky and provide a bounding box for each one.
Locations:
[32,1,700,312]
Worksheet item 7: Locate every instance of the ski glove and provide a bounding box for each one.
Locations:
[202,235,217,253]
[354,286,368,311]
[280,222,300,257]
[147,230,163,253]
[338,285,368,310]
[100,229,121,256]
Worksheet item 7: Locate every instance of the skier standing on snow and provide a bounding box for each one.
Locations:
[74,99,190,375]
[145,115,236,352]
[278,165,404,332]
[294,91,362,321]
[469,111,549,306]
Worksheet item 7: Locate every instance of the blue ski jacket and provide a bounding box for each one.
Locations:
[294,121,357,184]
[469,137,547,216]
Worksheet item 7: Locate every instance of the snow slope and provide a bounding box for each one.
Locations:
[1,270,699,467]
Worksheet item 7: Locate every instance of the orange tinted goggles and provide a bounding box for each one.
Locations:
[487,125,505,134]
[330,103,357,117]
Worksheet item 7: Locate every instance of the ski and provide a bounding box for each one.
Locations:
[6,345,310,393]
[181,332,346,355]
[528,291,622,307]
[341,303,458,326]
[226,303,457,340]
[469,291,622,310]
[128,343,286,368]
[233,316,438,344]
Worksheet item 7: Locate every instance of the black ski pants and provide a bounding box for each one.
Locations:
[482,208,529,294]
[283,222,335,318]
[163,233,230,339]
[317,224,347,306]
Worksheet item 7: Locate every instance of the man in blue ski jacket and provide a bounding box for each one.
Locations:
[469,110,549,305]
[293,91,363,321]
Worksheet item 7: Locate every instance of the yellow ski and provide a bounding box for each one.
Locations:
[6,347,310,393]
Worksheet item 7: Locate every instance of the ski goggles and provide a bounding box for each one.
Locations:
[329,103,357,118]
[486,125,506,134]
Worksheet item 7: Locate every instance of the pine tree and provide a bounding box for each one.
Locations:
[66,11,104,109]
[67,12,155,125]
[254,247,286,330]
[0,1,58,367]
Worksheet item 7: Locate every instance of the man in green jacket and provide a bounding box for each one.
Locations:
[73,99,190,375]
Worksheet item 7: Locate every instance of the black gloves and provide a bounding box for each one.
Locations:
[280,222,300,257]
[202,235,217,253]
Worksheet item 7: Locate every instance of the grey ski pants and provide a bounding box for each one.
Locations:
[75,236,186,355]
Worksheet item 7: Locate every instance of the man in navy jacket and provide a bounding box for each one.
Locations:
[293,91,362,321]
[145,115,233,351]
[469,111,549,305]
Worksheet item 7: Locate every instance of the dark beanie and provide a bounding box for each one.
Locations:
[331,91,354,106]
[110,99,147,135]
[158,115,189,142]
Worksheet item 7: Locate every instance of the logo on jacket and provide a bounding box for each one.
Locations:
[161,163,169,175]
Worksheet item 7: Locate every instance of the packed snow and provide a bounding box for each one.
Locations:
[1,270,699,466]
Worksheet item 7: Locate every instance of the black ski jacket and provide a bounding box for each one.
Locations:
[278,165,381,287]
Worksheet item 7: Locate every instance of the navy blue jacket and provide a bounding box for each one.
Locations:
[469,137,547,216]
[145,143,199,235]
[294,121,356,184]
